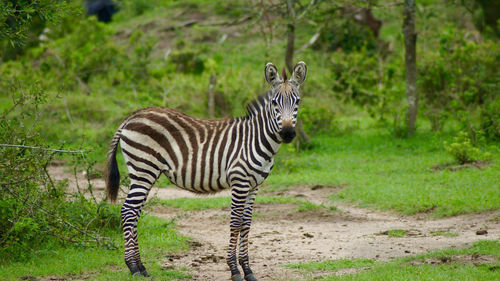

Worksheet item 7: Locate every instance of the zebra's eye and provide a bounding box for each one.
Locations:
[296,98,301,106]
[271,100,278,107]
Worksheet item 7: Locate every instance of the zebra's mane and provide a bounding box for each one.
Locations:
[244,90,272,118]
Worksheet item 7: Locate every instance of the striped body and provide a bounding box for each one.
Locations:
[105,62,307,280]
[119,105,279,194]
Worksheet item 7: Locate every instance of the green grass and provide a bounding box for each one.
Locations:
[430,231,459,237]
[287,258,376,272]
[149,195,329,212]
[291,240,500,281]
[0,215,190,280]
[385,229,408,238]
[268,128,500,217]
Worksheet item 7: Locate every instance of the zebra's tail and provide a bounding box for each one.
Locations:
[105,129,121,203]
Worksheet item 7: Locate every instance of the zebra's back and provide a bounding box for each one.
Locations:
[118,107,239,193]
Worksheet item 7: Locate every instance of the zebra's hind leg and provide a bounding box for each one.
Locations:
[122,173,157,277]
[238,188,259,281]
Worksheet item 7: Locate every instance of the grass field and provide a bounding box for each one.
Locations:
[150,195,331,212]
[0,216,190,280]
[289,240,500,281]
[268,128,500,217]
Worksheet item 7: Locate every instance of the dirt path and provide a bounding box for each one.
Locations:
[49,166,500,280]
[150,186,500,281]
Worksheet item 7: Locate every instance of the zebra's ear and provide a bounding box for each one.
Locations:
[265,62,282,86]
[290,61,307,86]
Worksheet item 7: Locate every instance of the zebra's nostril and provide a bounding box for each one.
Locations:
[279,126,296,143]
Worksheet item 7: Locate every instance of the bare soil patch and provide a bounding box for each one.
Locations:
[407,254,500,267]
[430,160,491,172]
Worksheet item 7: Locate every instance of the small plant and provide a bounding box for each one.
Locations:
[386,229,408,237]
[443,131,492,165]
[430,231,459,237]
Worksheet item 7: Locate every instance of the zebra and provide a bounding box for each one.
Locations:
[104,61,307,281]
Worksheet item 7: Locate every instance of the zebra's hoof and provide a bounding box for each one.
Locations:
[245,273,258,281]
[131,271,142,277]
[231,274,244,281]
[141,270,150,277]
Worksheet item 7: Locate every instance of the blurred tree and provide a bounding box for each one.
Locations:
[403,0,417,136]
[285,0,313,147]
[460,0,500,37]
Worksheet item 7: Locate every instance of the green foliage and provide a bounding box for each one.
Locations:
[479,98,500,141]
[419,26,500,133]
[329,47,404,121]
[314,14,378,53]
[300,104,335,134]
[0,78,119,262]
[169,49,206,74]
[443,131,492,164]
[0,0,71,60]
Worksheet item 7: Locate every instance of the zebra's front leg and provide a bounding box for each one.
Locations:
[238,187,259,281]
[227,187,248,281]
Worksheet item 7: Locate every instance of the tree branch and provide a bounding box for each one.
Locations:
[0,144,91,153]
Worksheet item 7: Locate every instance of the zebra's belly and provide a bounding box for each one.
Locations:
[164,169,230,193]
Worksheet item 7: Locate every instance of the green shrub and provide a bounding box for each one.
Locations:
[169,50,206,74]
[479,98,500,141]
[301,104,334,134]
[419,26,500,134]
[313,12,378,53]
[329,48,404,122]
[443,131,492,164]
[0,81,119,262]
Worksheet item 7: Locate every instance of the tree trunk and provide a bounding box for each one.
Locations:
[285,0,311,149]
[285,0,296,74]
[403,0,417,136]
[207,75,216,118]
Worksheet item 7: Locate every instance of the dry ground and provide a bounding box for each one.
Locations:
[50,166,500,280]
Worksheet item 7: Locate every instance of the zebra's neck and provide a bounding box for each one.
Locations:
[239,99,281,158]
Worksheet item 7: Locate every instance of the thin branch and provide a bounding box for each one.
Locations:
[0,96,25,120]
[296,26,322,53]
[0,144,91,153]
[0,175,37,186]
[295,0,317,22]
[64,97,74,125]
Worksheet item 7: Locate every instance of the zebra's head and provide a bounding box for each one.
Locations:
[265,61,307,143]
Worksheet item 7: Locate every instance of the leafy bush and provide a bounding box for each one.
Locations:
[0,81,120,261]
[443,131,492,164]
[329,48,404,122]
[0,0,71,61]
[300,104,334,134]
[479,98,500,141]
[313,12,378,53]
[169,50,206,74]
[419,26,500,133]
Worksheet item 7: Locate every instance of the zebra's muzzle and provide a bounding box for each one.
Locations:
[280,126,296,143]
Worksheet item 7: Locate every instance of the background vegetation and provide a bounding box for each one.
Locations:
[0,0,498,280]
